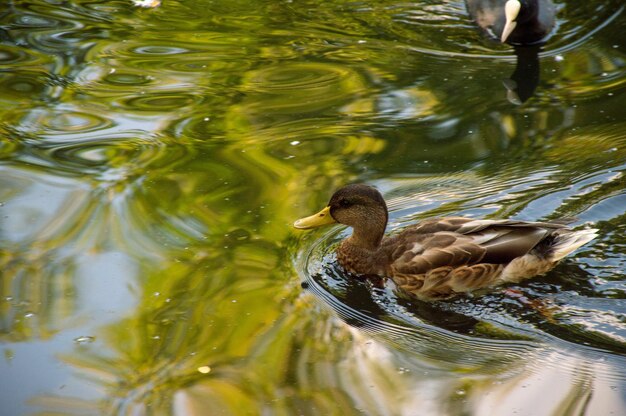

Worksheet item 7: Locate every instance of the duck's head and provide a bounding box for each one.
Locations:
[294,184,388,249]
[501,0,543,43]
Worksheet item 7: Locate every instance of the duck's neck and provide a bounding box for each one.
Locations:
[338,220,389,276]
[519,0,539,24]
[347,216,387,251]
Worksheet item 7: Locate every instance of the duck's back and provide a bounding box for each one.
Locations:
[383,217,595,299]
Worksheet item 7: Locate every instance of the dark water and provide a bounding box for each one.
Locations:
[1,0,625,414]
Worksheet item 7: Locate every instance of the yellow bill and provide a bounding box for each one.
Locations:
[294,206,336,229]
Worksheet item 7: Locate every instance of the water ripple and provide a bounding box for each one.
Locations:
[16,133,193,184]
[0,70,55,104]
[38,109,112,134]
[239,62,368,113]
[0,44,54,68]
[91,37,253,74]
[119,93,200,112]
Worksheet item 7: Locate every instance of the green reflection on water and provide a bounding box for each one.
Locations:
[0,0,625,414]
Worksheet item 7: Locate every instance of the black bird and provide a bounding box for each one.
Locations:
[466,0,556,45]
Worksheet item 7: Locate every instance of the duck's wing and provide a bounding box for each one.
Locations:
[389,217,566,275]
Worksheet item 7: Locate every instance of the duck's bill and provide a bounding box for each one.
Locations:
[501,0,521,43]
[293,206,336,229]
[501,20,518,43]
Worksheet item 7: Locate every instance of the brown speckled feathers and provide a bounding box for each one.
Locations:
[376,217,570,299]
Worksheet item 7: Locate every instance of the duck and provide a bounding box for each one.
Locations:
[294,184,598,300]
[465,0,556,44]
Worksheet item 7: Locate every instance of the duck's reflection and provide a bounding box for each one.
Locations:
[504,44,542,104]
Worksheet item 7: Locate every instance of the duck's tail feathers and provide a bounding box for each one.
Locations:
[550,228,598,261]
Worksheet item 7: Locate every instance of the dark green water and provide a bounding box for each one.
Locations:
[1,0,625,414]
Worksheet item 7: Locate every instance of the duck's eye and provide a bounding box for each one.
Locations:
[339,199,352,208]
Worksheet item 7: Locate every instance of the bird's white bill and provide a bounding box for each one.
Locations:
[501,0,521,43]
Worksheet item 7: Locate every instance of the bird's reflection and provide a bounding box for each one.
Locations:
[504,44,542,104]
[465,0,554,103]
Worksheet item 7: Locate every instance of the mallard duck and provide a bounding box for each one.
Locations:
[466,0,555,44]
[294,184,598,300]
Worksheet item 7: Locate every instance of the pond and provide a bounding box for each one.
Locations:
[1,0,625,414]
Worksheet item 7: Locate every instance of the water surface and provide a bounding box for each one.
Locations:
[1,0,625,415]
